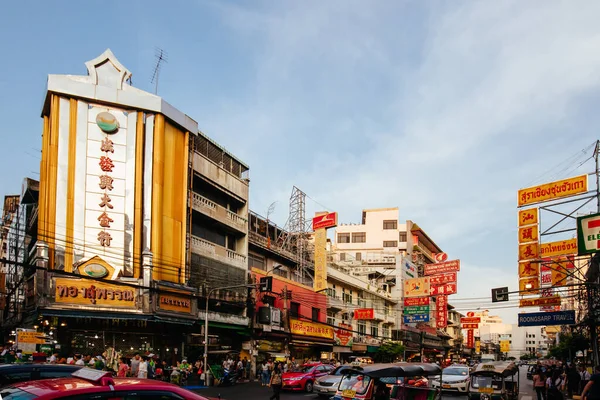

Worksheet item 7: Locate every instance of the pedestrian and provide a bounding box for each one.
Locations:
[533,368,547,400]
[138,356,148,379]
[49,352,59,363]
[74,354,84,366]
[131,353,141,377]
[582,366,592,394]
[567,364,581,397]
[117,357,129,378]
[582,365,600,400]
[269,363,283,400]
[261,360,270,386]
[546,369,564,400]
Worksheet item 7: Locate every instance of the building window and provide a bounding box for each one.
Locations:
[358,321,366,335]
[399,232,407,242]
[339,253,346,261]
[342,313,349,321]
[382,326,390,339]
[355,252,362,261]
[383,220,398,230]
[383,240,398,248]
[327,287,337,298]
[352,232,366,243]
[290,302,300,317]
[370,323,379,337]
[338,233,350,244]
[249,253,266,270]
[312,307,320,321]
[327,311,336,326]
[343,291,353,304]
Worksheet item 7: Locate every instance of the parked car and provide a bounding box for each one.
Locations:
[431,364,471,393]
[0,368,209,399]
[282,362,335,393]
[0,364,82,388]
[314,365,361,398]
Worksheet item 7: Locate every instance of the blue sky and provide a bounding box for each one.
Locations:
[1,1,599,323]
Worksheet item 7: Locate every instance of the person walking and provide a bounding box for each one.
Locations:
[567,364,581,397]
[546,369,564,400]
[269,364,283,400]
[261,360,270,386]
[138,356,148,379]
[533,368,547,400]
[582,365,600,400]
[131,353,141,377]
[117,357,129,378]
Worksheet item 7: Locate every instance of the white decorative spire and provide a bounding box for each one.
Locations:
[84,49,132,89]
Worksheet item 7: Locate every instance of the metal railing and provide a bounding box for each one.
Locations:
[190,235,247,269]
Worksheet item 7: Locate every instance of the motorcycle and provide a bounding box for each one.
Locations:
[218,367,239,387]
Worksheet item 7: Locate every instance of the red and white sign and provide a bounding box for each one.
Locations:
[429,272,457,286]
[404,297,430,307]
[354,308,374,320]
[540,288,560,311]
[434,252,449,263]
[424,260,461,276]
[334,323,353,347]
[436,295,448,328]
[461,317,481,324]
[312,212,338,230]
[430,283,457,296]
[540,270,551,285]
[466,329,474,348]
[462,323,479,329]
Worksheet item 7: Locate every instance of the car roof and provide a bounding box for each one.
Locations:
[445,364,469,369]
[0,364,81,371]
[347,363,442,378]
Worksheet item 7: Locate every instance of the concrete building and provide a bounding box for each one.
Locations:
[505,325,549,359]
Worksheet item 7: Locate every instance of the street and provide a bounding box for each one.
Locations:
[192,367,535,400]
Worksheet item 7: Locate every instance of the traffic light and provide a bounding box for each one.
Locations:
[491,287,509,303]
[259,276,272,293]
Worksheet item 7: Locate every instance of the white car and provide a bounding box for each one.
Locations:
[431,365,471,393]
[314,366,359,398]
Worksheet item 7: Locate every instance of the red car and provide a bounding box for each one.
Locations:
[0,368,209,400]
[282,362,335,393]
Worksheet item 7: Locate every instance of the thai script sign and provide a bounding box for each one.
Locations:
[404,297,429,307]
[354,308,374,320]
[518,174,588,207]
[518,310,575,327]
[159,294,191,313]
[290,318,334,340]
[518,208,539,227]
[429,272,457,286]
[17,330,47,345]
[55,278,135,307]
[404,277,430,298]
[577,213,600,255]
[403,314,430,324]
[430,283,457,296]
[424,260,460,276]
[519,295,561,308]
[404,306,429,315]
[540,239,577,258]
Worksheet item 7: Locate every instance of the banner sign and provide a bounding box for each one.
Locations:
[518,174,588,207]
[334,323,353,347]
[403,314,430,324]
[518,310,575,327]
[540,239,577,258]
[436,295,447,328]
[404,277,431,298]
[404,297,429,307]
[462,323,479,329]
[313,228,327,293]
[577,213,600,255]
[518,225,539,244]
[466,329,474,348]
[424,260,460,276]
[290,318,334,339]
[430,283,457,296]
[519,261,540,278]
[519,208,539,227]
[312,212,338,230]
[500,340,510,352]
[429,272,457,286]
[518,242,540,261]
[519,296,561,308]
[404,306,429,315]
[354,308,374,320]
[519,277,540,294]
[461,317,481,324]
[475,340,481,353]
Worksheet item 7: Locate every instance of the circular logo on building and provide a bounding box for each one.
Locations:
[96,112,119,133]
[82,263,109,278]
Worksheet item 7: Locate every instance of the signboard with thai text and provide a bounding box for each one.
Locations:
[518,310,575,327]
[424,260,460,276]
[404,297,429,307]
[159,293,192,313]
[540,239,577,258]
[290,318,334,339]
[354,308,374,320]
[518,174,588,207]
[54,278,136,307]
[430,283,457,296]
[577,212,600,255]
[461,317,481,324]
[403,314,430,324]
[429,272,457,286]
[519,296,561,308]
[404,277,430,298]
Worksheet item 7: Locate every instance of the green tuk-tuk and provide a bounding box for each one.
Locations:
[468,361,519,400]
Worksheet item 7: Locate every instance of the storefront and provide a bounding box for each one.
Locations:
[289,318,334,361]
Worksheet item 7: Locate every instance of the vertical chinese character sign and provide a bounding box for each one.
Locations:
[312,212,338,293]
[517,207,539,298]
[96,112,118,247]
[436,295,447,328]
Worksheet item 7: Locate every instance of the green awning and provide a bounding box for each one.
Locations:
[367,345,380,353]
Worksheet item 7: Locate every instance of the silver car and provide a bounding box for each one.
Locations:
[314,366,360,398]
[431,364,471,393]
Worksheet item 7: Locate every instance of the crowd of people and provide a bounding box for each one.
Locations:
[532,362,596,400]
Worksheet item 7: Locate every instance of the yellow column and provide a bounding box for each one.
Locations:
[133,112,145,278]
[151,114,165,281]
[180,131,189,284]
[46,95,60,269]
[64,99,77,272]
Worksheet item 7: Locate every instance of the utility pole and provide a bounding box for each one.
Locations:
[591,140,600,368]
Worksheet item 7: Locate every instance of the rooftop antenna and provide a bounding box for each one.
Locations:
[151,48,168,95]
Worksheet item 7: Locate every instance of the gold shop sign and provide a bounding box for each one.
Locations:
[55,278,136,307]
[159,294,192,313]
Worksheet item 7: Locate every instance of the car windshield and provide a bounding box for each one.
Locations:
[472,375,502,389]
[444,367,469,376]
[339,374,372,395]
[0,388,38,400]
[301,366,317,373]
[333,366,362,376]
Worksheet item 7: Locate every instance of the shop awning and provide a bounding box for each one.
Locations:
[153,315,195,326]
[292,339,334,347]
[367,345,379,353]
[40,309,151,321]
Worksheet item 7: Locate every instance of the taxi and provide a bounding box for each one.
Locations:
[0,368,209,400]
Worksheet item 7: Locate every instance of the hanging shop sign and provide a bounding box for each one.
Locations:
[518,242,540,261]
[54,278,136,307]
[460,317,481,324]
[313,228,327,293]
[290,318,334,340]
[519,295,561,308]
[404,277,430,298]
[436,295,447,328]
[462,323,479,329]
[429,272,457,286]
[354,308,374,320]
[517,174,588,207]
[424,260,460,276]
[577,212,600,255]
[518,225,539,244]
[518,208,539,227]
[312,212,338,230]
[334,323,353,347]
[466,329,474,348]
[158,293,192,313]
[404,306,429,315]
[500,340,510,352]
[518,310,575,327]
[404,297,429,307]
[540,239,577,258]
[519,277,540,295]
[430,283,457,296]
[518,261,540,278]
[403,314,430,324]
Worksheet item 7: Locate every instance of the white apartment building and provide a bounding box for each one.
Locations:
[505,325,549,359]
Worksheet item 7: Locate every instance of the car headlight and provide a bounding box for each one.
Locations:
[287,377,303,381]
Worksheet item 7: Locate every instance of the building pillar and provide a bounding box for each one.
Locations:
[142,250,153,313]
[35,241,50,308]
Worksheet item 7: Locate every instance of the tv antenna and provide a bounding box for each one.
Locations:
[151,48,168,95]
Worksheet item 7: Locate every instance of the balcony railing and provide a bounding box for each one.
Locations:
[192,193,247,232]
[191,235,247,269]
[413,243,434,262]
[327,296,344,311]
[248,231,297,261]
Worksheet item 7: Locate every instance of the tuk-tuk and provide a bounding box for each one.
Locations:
[468,361,519,400]
[333,362,442,400]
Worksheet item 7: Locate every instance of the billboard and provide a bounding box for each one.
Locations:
[540,239,577,258]
[404,306,429,315]
[436,295,447,328]
[312,212,338,230]
[424,260,460,276]
[354,308,374,320]
[577,212,600,255]
[313,228,327,292]
[519,296,561,308]
[404,277,431,298]
[518,310,575,327]
[518,208,539,227]
[430,283,457,296]
[429,272,457,286]
[403,314,430,323]
[518,174,588,207]
[404,297,429,307]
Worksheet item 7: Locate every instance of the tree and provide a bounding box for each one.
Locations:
[374,342,405,363]
[548,333,588,361]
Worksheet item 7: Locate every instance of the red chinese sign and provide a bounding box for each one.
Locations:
[96,116,117,248]
[312,212,338,230]
[334,323,353,347]
[461,317,481,324]
[429,272,457,286]
[466,329,474,348]
[462,323,479,329]
[354,308,374,320]
[424,260,460,276]
[430,283,457,296]
[404,297,429,307]
[436,295,447,328]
